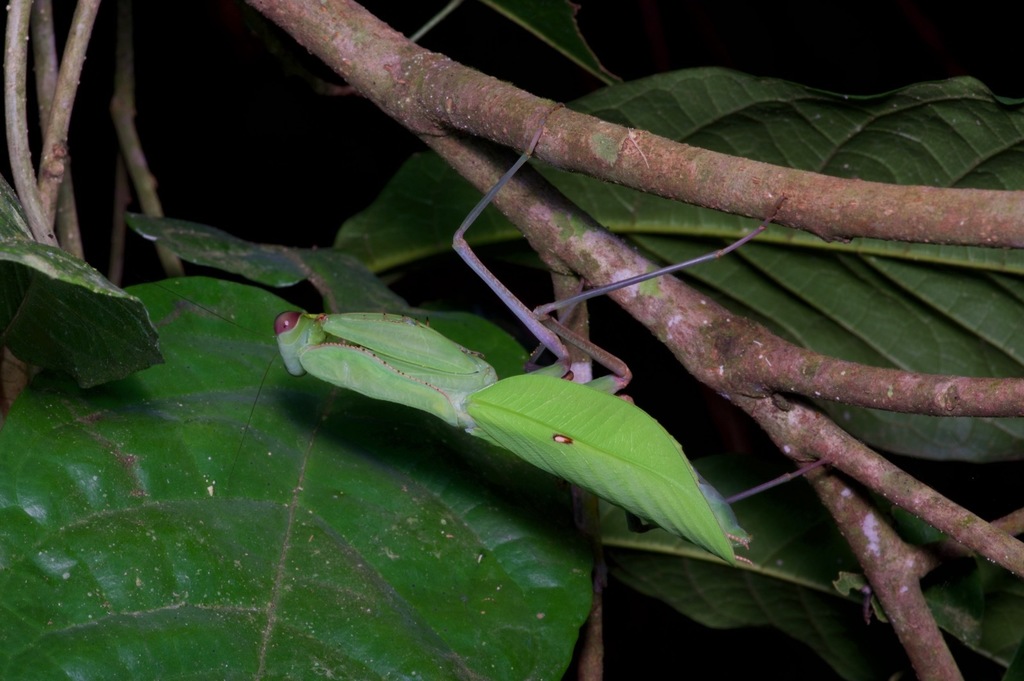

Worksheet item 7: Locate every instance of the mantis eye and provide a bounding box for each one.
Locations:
[275,311,302,336]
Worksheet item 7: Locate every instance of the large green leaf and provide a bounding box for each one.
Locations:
[127,213,408,313]
[334,152,522,273]
[334,70,1024,461]
[0,277,590,679]
[609,554,905,681]
[564,70,1024,462]
[0,179,160,388]
[600,455,894,681]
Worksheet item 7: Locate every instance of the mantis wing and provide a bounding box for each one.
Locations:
[465,374,747,565]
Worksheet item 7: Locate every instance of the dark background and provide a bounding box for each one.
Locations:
[6,1,1019,677]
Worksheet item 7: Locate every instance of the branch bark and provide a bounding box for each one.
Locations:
[807,470,962,681]
[31,0,84,257]
[244,0,1024,569]
[243,0,1024,674]
[36,0,101,227]
[246,1,1024,249]
[4,0,55,244]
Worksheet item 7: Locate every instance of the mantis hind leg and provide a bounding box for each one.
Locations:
[452,110,784,394]
[534,196,787,318]
[451,104,576,376]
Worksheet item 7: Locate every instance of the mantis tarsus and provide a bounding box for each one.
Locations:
[274,130,780,565]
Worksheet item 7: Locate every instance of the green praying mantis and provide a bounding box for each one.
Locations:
[274,131,777,566]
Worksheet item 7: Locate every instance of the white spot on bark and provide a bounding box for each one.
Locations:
[862,514,881,555]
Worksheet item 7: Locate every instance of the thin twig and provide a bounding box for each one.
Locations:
[109,156,130,286]
[53,166,84,257]
[570,485,605,681]
[808,471,963,681]
[728,337,1024,419]
[927,506,1024,567]
[109,0,183,277]
[31,0,84,257]
[4,0,55,243]
[742,396,1024,577]
[992,507,1024,539]
[416,69,1024,248]
[30,0,59,119]
[37,0,102,228]
[555,274,605,681]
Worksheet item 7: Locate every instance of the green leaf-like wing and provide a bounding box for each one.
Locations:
[466,373,743,564]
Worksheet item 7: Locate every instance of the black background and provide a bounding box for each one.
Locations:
[5,2,1019,678]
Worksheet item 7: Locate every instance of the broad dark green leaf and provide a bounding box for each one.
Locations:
[639,236,1024,461]
[923,560,985,647]
[1003,639,1024,681]
[610,553,906,681]
[127,214,408,313]
[603,455,1023,678]
[0,277,590,679]
[479,0,616,84]
[0,180,160,388]
[979,562,1024,667]
[334,152,522,273]
[0,174,32,240]
[602,454,858,593]
[602,455,903,681]
[561,71,1024,462]
[335,70,1024,461]
[125,215,529,379]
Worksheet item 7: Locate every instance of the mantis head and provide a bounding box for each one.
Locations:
[275,311,323,376]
